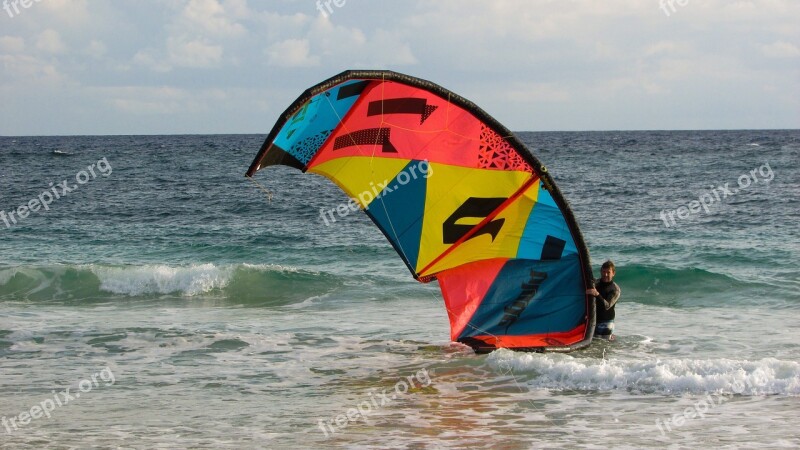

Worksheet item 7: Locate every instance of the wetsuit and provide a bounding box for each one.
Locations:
[594,280,621,335]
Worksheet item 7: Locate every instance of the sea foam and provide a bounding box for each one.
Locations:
[91,263,234,296]
[487,349,800,396]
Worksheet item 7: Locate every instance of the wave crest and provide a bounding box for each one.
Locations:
[91,264,233,296]
[0,263,330,304]
[487,349,800,396]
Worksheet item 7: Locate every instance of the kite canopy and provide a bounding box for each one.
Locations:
[247,70,595,352]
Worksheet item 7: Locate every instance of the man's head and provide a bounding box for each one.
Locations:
[600,260,616,282]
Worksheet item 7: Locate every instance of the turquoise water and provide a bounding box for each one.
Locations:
[1,131,799,448]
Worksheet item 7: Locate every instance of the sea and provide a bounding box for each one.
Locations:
[1,130,798,449]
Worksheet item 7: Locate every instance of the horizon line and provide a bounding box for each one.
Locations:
[2,128,799,138]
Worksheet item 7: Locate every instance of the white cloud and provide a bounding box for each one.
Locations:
[133,37,224,71]
[1,0,799,134]
[254,10,311,39]
[644,41,682,57]
[266,39,319,68]
[305,17,417,67]
[85,40,107,58]
[0,54,64,85]
[178,0,246,37]
[167,36,224,68]
[223,0,250,19]
[98,86,228,115]
[36,29,66,54]
[762,41,800,58]
[0,36,26,53]
[38,0,91,25]
[130,0,249,72]
[132,50,171,73]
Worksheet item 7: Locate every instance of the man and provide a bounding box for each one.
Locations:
[586,260,621,338]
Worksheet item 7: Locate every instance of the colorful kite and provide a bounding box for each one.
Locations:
[247,70,595,352]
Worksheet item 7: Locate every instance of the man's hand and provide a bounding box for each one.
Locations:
[586,288,599,297]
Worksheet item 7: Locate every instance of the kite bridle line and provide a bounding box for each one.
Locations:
[246,175,273,203]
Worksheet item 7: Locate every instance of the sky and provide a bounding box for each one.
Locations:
[0,0,798,135]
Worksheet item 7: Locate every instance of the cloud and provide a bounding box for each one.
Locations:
[167,36,224,68]
[266,39,319,68]
[644,41,683,57]
[85,40,107,59]
[133,50,172,73]
[178,0,247,37]
[304,16,417,67]
[761,41,800,58]
[0,54,64,85]
[222,0,250,19]
[0,36,26,53]
[133,35,225,71]
[2,0,799,134]
[97,86,228,115]
[38,0,91,25]
[129,0,251,72]
[36,29,66,54]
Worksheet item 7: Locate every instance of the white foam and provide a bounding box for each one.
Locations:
[91,263,234,296]
[487,349,800,396]
[284,293,328,309]
[0,266,55,293]
[0,268,19,285]
[240,262,305,274]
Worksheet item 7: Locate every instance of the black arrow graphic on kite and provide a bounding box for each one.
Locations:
[442,197,508,244]
[333,128,397,153]
[367,98,439,125]
[337,80,371,100]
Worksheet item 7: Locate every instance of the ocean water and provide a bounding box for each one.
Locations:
[1,130,798,449]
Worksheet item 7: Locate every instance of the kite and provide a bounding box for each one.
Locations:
[246,70,595,352]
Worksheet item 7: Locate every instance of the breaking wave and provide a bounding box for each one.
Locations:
[0,263,339,305]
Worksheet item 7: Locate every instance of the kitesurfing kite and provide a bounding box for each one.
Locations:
[246,70,595,353]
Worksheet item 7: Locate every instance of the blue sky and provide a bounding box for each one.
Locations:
[1,0,798,135]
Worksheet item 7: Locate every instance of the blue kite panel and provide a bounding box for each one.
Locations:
[516,182,578,260]
[365,160,428,270]
[458,256,585,338]
[272,80,368,165]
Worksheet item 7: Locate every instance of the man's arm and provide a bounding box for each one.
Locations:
[596,285,621,310]
[585,279,599,297]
